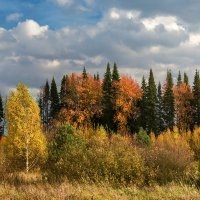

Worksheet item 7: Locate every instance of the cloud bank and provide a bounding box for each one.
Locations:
[0,7,200,97]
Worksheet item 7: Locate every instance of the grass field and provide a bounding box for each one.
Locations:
[0,180,199,199]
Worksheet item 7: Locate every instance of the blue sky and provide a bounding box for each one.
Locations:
[1,0,200,96]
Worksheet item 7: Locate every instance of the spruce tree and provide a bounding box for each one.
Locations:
[97,72,100,81]
[60,75,68,107]
[94,74,97,80]
[193,70,200,127]
[177,71,182,86]
[82,66,87,79]
[184,72,189,85]
[0,95,4,138]
[146,69,157,133]
[111,62,120,131]
[50,77,60,119]
[38,80,50,132]
[112,62,120,81]
[155,82,164,135]
[163,70,175,130]
[102,63,113,132]
[139,76,148,131]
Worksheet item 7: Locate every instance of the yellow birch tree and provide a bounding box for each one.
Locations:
[5,83,47,172]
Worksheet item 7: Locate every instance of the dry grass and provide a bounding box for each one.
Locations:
[0,173,199,200]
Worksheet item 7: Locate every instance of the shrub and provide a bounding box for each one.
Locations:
[46,129,145,186]
[143,129,195,184]
[136,128,150,146]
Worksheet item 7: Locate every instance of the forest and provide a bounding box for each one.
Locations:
[1,63,200,199]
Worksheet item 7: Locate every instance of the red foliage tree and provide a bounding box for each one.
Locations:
[174,82,193,131]
[113,76,143,132]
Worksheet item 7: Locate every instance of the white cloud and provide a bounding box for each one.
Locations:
[142,16,185,32]
[0,9,200,97]
[6,13,23,22]
[110,10,120,19]
[46,60,60,69]
[13,20,48,39]
[54,0,73,6]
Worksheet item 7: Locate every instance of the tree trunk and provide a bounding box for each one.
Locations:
[26,139,29,173]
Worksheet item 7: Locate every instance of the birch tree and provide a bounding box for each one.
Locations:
[5,83,47,172]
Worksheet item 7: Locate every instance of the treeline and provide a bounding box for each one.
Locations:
[1,79,200,188]
[38,63,200,135]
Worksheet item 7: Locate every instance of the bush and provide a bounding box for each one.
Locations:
[143,129,195,184]
[46,128,145,186]
[136,128,150,146]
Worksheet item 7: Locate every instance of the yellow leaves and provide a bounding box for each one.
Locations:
[5,83,47,170]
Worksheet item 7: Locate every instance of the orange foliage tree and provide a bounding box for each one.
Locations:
[113,76,143,132]
[58,73,102,127]
[174,82,193,131]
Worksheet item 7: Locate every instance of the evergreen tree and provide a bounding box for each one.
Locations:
[155,82,165,135]
[184,72,189,85]
[112,62,120,81]
[163,70,175,130]
[50,77,60,119]
[94,74,97,80]
[102,63,113,132]
[139,76,148,131]
[38,80,50,132]
[177,71,182,86]
[111,62,120,131]
[97,72,100,81]
[0,94,4,138]
[193,70,200,127]
[60,75,69,108]
[82,66,87,79]
[146,69,157,133]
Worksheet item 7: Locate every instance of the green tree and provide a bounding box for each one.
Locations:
[156,82,165,135]
[50,77,60,119]
[102,63,113,132]
[38,80,50,132]
[0,94,4,138]
[184,72,189,85]
[96,72,100,81]
[5,83,47,172]
[163,70,175,130]
[146,69,157,133]
[177,71,182,86]
[139,76,148,131]
[82,66,87,79]
[193,70,200,127]
[112,62,120,81]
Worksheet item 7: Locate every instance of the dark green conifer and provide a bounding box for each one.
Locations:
[193,70,200,127]
[156,82,164,135]
[102,63,113,132]
[177,71,182,86]
[60,75,66,103]
[146,69,157,133]
[139,76,148,131]
[112,62,120,81]
[50,77,60,119]
[97,72,100,81]
[184,72,189,85]
[82,66,87,79]
[0,95,4,137]
[163,70,175,130]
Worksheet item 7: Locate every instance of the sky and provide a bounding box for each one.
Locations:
[1,0,200,97]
